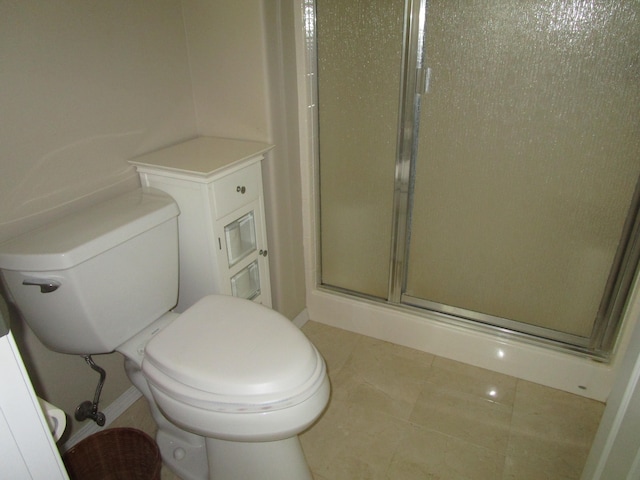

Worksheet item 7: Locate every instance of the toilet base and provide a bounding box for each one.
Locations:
[121,356,209,480]
[156,428,208,480]
[206,436,312,480]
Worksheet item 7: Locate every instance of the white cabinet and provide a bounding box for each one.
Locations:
[129,137,274,311]
[0,323,69,479]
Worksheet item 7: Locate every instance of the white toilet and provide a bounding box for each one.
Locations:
[0,188,330,480]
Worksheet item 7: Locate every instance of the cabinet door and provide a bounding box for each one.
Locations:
[216,201,271,307]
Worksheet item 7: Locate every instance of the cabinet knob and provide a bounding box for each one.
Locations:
[259,249,268,257]
[236,186,246,194]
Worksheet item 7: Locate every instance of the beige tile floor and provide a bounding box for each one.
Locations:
[110,321,605,480]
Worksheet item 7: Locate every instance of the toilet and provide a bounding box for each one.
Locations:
[0,188,330,480]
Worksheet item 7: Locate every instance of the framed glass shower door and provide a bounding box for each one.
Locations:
[317,0,406,299]
[315,0,640,357]
[403,0,640,353]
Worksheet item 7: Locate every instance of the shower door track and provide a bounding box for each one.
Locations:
[402,295,593,349]
[318,281,598,357]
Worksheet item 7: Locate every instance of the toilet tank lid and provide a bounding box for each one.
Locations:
[0,188,179,272]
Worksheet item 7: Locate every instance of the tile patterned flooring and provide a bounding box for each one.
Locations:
[111,320,605,480]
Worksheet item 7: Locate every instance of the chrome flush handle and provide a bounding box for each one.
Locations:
[22,279,61,293]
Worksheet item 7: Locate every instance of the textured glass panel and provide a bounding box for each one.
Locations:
[224,211,256,267]
[317,0,405,298]
[231,261,260,300]
[407,0,640,337]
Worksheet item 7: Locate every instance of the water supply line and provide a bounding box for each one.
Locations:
[74,355,106,426]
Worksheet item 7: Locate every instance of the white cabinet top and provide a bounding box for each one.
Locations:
[129,136,273,179]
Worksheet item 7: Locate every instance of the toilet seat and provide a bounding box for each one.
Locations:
[142,295,326,413]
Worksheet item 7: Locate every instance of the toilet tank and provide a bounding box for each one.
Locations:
[0,188,180,355]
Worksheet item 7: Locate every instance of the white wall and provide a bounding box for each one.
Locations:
[0,0,197,243]
[0,0,198,438]
[0,0,307,440]
[582,299,640,479]
[182,1,270,140]
[182,0,307,319]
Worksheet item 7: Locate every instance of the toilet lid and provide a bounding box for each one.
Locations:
[142,295,325,412]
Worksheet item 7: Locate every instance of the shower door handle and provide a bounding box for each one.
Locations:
[416,67,432,95]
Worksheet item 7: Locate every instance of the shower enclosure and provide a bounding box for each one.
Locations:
[315,0,640,358]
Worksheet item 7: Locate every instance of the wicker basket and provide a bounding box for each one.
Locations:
[63,428,161,480]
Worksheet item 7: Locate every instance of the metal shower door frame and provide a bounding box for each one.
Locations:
[309,0,640,360]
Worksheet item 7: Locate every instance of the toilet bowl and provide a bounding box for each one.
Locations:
[0,188,329,480]
[118,296,330,480]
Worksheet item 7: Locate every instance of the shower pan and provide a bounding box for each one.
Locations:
[315,0,640,358]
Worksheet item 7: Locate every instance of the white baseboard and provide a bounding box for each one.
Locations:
[292,308,309,328]
[62,386,142,452]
